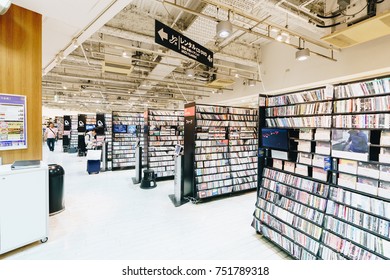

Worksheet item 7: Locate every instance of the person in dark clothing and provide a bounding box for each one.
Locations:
[346,130,368,153]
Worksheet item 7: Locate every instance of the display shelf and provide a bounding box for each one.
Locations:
[265,166,331,188]
[323,226,389,260]
[144,109,184,180]
[329,182,390,204]
[254,77,390,260]
[112,111,145,170]
[184,103,258,201]
[252,217,316,260]
[70,115,78,148]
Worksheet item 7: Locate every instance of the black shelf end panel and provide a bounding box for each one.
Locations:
[184,103,196,197]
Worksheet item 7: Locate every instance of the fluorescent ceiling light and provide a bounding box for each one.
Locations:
[217,20,232,38]
[296,48,310,61]
[0,0,11,15]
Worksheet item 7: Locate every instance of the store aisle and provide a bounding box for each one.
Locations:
[1,144,289,260]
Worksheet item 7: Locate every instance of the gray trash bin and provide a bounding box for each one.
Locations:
[48,164,65,215]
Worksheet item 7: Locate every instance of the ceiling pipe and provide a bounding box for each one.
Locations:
[162,0,337,61]
[43,0,137,74]
[203,0,326,32]
[98,26,260,68]
[87,36,258,74]
[43,73,216,94]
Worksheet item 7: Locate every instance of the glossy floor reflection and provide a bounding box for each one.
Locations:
[1,142,290,260]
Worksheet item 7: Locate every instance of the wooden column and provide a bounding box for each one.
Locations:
[0,5,42,164]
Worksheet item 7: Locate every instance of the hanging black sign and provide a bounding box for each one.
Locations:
[64,115,71,131]
[96,114,105,135]
[155,20,213,68]
[78,114,86,132]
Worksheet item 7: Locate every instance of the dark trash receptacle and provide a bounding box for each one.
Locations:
[48,164,65,215]
[140,169,157,189]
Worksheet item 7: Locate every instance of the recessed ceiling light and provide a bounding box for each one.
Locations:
[122,50,128,58]
[234,73,239,78]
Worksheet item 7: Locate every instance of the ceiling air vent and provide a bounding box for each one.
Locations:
[207,73,235,88]
[102,54,134,75]
[321,10,390,48]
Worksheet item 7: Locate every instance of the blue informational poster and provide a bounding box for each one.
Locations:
[0,94,27,150]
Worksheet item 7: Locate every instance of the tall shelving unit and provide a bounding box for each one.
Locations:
[112,111,144,170]
[104,113,112,170]
[144,109,184,180]
[323,77,390,260]
[253,87,332,260]
[70,115,78,149]
[183,103,258,201]
[229,107,258,192]
[252,76,390,260]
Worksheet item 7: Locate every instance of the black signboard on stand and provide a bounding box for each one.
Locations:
[96,114,105,136]
[64,116,71,131]
[154,20,213,68]
[78,114,86,133]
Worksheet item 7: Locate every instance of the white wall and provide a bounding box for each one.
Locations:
[258,34,390,95]
[42,106,94,118]
[201,77,261,106]
[203,34,390,106]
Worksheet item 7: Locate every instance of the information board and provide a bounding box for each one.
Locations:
[0,94,27,150]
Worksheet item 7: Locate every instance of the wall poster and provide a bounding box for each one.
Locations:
[0,94,27,150]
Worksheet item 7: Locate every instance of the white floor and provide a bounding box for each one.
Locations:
[1,141,290,260]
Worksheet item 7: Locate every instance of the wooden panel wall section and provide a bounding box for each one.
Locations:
[0,5,42,164]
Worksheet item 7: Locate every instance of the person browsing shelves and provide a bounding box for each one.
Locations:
[44,122,58,152]
[85,128,97,150]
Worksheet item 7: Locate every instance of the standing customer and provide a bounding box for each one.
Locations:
[44,122,58,152]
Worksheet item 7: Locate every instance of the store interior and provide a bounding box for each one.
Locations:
[1,0,390,260]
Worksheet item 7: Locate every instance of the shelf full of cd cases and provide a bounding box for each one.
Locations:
[112,111,145,170]
[253,76,390,260]
[70,115,78,148]
[183,103,258,201]
[105,113,112,170]
[144,109,184,179]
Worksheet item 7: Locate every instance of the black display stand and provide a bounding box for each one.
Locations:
[132,146,142,184]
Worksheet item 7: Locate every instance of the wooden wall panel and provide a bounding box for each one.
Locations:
[0,5,42,164]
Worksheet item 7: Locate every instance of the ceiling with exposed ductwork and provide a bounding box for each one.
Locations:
[12,0,390,113]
